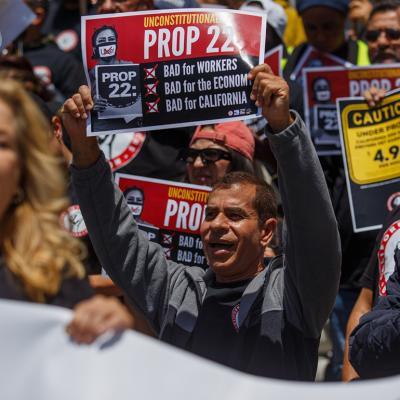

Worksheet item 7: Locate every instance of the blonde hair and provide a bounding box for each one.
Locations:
[0,80,86,302]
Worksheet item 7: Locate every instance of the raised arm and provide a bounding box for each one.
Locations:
[248,64,341,338]
[62,86,184,333]
[350,252,400,379]
[342,287,373,381]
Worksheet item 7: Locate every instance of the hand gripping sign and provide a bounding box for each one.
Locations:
[82,9,266,136]
[337,88,400,232]
[303,63,400,155]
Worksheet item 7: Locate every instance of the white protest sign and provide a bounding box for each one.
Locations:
[1,300,400,400]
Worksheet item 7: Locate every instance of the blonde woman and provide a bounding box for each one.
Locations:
[0,79,133,343]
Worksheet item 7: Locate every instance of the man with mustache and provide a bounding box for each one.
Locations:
[63,65,341,380]
[365,0,400,64]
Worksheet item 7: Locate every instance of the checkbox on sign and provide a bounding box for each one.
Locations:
[145,81,159,97]
[161,233,174,245]
[146,98,160,113]
[144,65,158,79]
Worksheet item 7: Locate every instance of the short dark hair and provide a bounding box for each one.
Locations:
[212,171,277,224]
[369,0,400,21]
[124,187,144,201]
[92,25,118,47]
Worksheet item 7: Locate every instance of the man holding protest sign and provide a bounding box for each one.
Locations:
[62,65,340,380]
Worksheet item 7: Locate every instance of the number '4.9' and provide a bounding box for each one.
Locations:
[373,146,399,162]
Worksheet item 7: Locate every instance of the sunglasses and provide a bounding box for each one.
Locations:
[365,28,400,42]
[181,148,231,164]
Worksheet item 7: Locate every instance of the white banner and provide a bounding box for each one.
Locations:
[1,299,400,400]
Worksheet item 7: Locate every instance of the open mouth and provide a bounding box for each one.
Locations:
[209,242,234,251]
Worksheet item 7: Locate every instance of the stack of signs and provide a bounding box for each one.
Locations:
[303,64,400,155]
[82,9,266,135]
[337,88,400,233]
[115,173,211,268]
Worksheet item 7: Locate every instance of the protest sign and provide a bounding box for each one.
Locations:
[337,89,400,232]
[82,9,266,136]
[304,64,400,155]
[115,173,211,267]
[289,45,350,82]
[264,45,283,77]
[0,0,35,52]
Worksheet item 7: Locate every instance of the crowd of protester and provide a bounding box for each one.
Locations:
[0,0,400,384]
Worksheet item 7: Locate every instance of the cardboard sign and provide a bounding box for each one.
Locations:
[115,173,211,267]
[337,89,400,232]
[82,9,266,135]
[304,64,400,155]
[0,0,35,51]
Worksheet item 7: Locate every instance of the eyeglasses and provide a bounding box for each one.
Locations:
[365,28,400,42]
[181,148,231,164]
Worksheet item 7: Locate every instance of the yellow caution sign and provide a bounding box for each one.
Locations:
[340,93,400,185]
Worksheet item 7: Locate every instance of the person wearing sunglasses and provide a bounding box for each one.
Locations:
[364,0,400,64]
[342,0,400,382]
[182,122,255,188]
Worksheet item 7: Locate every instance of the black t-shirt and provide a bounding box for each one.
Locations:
[61,183,102,275]
[188,278,255,369]
[360,206,400,302]
[43,5,83,62]
[0,257,93,309]
[24,37,86,100]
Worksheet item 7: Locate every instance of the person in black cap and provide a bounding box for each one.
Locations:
[284,0,370,117]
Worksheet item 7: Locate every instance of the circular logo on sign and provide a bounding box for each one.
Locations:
[98,131,146,171]
[56,29,79,53]
[387,192,400,212]
[60,205,88,238]
[378,220,400,296]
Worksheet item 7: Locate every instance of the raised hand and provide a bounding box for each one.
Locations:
[248,64,294,133]
[61,85,100,168]
[363,86,386,108]
[66,295,134,344]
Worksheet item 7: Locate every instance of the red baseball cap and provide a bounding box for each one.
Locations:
[190,122,255,161]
